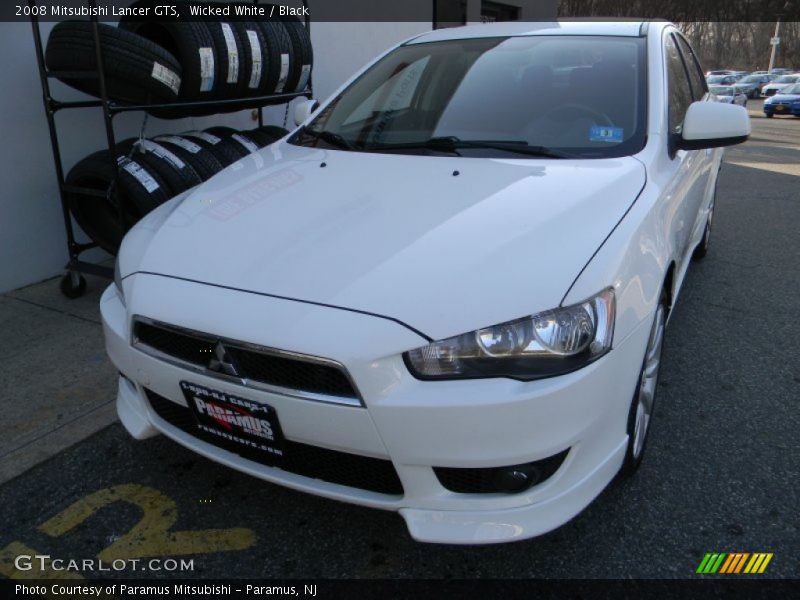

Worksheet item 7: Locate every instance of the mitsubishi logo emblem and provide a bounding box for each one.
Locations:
[208,341,240,377]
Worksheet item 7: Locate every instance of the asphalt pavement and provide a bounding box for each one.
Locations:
[1,101,798,580]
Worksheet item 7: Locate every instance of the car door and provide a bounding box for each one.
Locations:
[663,32,711,267]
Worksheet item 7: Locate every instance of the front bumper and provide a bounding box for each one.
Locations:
[102,274,651,544]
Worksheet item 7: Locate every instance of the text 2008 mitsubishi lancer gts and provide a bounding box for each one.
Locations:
[102,21,749,544]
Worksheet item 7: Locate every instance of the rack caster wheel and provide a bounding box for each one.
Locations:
[59,272,87,299]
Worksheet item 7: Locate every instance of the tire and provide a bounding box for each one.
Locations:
[118,138,203,196]
[278,12,313,92]
[620,289,668,476]
[231,21,269,97]
[692,187,716,261]
[150,135,226,181]
[256,125,290,141]
[181,129,245,168]
[254,16,293,94]
[228,131,263,154]
[766,113,774,118]
[203,19,245,99]
[243,126,289,147]
[45,21,182,104]
[119,2,218,105]
[66,150,171,254]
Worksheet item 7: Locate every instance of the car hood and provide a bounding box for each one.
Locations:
[767,93,800,102]
[136,142,646,341]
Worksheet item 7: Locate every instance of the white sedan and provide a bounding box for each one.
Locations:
[761,74,800,97]
[709,84,748,106]
[102,21,750,544]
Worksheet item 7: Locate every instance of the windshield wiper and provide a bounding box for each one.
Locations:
[371,136,573,158]
[300,127,360,151]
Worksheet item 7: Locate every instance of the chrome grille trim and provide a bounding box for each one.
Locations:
[131,315,364,407]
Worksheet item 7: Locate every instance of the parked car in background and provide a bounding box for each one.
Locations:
[763,82,800,117]
[707,74,740,86]
[736,73,775,98]
[705,69,734,76]
[769,67,793,75]
[761,74,800,97]
[709,85,748,106]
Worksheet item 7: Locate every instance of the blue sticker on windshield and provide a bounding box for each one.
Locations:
[590,126,624,143]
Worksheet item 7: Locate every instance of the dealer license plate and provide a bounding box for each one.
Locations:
[181,381,285,458]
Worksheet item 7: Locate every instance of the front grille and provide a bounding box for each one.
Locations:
[134,319,359,400]
[433,450,569,494]
[764,89,777,96]
[145,389,403,495]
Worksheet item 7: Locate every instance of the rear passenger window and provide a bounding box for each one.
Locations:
[675,34,707,100]
[665,34,693,136]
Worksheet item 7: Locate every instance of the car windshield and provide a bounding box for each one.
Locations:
[291,35,647,159]
[710,86,732,95]
[740,75,762,83]
[774,75,799,83]
[779,83,800,94]
[707,75,729,83]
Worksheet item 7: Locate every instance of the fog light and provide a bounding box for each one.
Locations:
[494,465,541,493]
[433,449,570,494]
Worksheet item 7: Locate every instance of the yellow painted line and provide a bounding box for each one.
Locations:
[719,553,736,574]
[38,484,255,560]
[758,553,773,573]
[734,553,749,573]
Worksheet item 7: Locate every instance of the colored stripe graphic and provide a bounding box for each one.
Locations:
[699,552,773,574]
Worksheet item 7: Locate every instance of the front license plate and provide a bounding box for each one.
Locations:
[181,382,286,458]
[775,105,785,111]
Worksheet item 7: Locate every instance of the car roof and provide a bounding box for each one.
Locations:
[406,21,653,45]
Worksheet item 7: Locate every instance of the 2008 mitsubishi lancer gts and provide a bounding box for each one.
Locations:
[102,21,750,544]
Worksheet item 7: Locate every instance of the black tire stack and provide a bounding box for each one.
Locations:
[66,126,288,254]
[45,0,309,254]
[45,0,313,115]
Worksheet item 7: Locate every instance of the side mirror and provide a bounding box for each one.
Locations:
[678,100,750,151]
[294,99,320,127]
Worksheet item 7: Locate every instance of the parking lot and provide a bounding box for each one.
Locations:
[1,99,798,580]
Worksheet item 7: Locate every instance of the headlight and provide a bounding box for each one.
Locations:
[404,289,615,381]
[114,257,125,305]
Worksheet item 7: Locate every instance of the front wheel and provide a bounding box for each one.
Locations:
[766,113,774,118]
[620,292,667,476]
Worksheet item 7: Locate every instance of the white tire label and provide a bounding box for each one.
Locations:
[247,30,262,89]
[151,62,181,95]
[155,135,202,154]
[118,157,159,193]
[138,140,186,170]
[199,47,215,92]
[221,23,239,84]
[275,53,289,93]
[186,131,221,145]
[295,64,311,92]
[232,134,259,154]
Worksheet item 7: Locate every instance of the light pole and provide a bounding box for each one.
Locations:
[767,19,781,73]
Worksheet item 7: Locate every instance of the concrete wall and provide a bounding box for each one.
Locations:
[0,20,430,294]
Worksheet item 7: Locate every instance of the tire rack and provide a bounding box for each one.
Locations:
[29,0,312,297]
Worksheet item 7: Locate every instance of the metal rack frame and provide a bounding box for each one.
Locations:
[29,0,312,296]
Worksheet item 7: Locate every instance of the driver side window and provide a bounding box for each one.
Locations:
[665,34,693,136]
